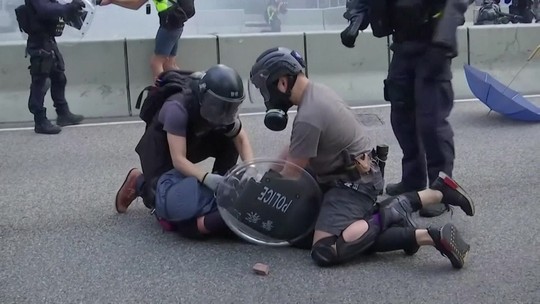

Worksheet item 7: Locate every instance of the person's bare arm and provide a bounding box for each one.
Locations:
[232,128,255,163]
[167,133,207,182]
[280,156,310,179]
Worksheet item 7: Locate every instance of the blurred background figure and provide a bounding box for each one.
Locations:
[476,0,523,24]
[509,0,535,22]
[262,0,287,32]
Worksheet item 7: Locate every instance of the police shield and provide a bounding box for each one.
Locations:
[11,0,96,41]
[215,158,322,246]
[56,0,96,39]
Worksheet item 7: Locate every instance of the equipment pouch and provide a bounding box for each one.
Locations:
[354,153,373,175]
[383,79,415,109]
[29,50,54,75]
[369,0,394,37]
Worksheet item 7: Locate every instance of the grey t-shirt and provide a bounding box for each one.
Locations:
[289,81,373,176]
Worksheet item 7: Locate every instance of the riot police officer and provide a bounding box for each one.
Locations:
[340,0,471,217]
[15,0,86,134]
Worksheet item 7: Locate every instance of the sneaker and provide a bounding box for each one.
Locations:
[115,168,142,213]
[428,223,470,269]
[430,172,475,216]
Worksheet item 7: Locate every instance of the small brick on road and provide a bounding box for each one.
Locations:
[253,263,270,275]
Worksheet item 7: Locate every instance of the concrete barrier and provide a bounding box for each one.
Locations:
[451,26,472,99]
[468,24,540,95]
[322,6,348,31]
[217,32,306,110]
[280,9,325,32]
[0,39,129,123]
[305,30,390,105]
[125,35,219,115]
[2,24,540,124]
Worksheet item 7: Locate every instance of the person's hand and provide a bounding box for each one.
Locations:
[340,15,365,48]
[202,173,225,192]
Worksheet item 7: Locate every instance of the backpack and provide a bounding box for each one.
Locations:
[135,69,195,127]
[158,0,196,30]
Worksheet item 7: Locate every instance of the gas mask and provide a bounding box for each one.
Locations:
[263,82,294,131]
[250,72,296,132]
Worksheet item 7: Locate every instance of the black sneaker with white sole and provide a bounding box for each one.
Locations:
[428,223,470,269]
[430,172,475,216]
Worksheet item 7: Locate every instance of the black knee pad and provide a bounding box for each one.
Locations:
[334,219,379,262]
[311,218,380,267]
[311,235,338,267]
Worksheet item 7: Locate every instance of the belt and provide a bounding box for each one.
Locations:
[316,152,377,185]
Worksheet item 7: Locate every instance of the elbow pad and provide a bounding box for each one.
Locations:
[432,0,471,56]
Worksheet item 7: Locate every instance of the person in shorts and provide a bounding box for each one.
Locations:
[250,46,476,268]
[99,0,195,80]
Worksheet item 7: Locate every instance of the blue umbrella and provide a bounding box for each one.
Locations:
[463,62,540,122]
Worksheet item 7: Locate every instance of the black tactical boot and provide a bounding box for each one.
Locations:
[427,223,470,269]
[34,113,61,135]
[430,172,475,216]
[56,107,84,126]
[379,195,420,255]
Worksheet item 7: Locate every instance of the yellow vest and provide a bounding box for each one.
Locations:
[153,0,171,13]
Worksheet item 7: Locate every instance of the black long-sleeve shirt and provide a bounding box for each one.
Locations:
[27,0,70,20]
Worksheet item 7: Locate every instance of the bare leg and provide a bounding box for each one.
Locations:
[164,56,180,71]
[150,54,168,81]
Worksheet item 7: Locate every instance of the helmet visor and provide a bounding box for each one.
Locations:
[200,89,243,126]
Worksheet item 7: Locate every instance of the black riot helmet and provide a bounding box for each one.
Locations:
[250,47,306,131]
[197,64,245,126]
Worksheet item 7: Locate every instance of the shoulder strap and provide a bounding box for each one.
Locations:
[135,85,155,110]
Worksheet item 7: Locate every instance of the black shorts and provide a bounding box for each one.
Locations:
[314,186,377,236]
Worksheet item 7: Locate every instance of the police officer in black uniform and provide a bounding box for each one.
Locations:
[15,0,86,134]
[340,0,471,217]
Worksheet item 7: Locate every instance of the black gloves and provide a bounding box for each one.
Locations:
[66,0,85,16]
[340,16,363,48]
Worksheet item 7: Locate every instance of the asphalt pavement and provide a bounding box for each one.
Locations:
[1,101,539,304]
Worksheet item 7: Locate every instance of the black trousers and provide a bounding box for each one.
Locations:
[26,37,69,122]
[384,41,456,188]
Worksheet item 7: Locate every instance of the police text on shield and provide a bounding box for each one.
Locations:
[256,186,292,213]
